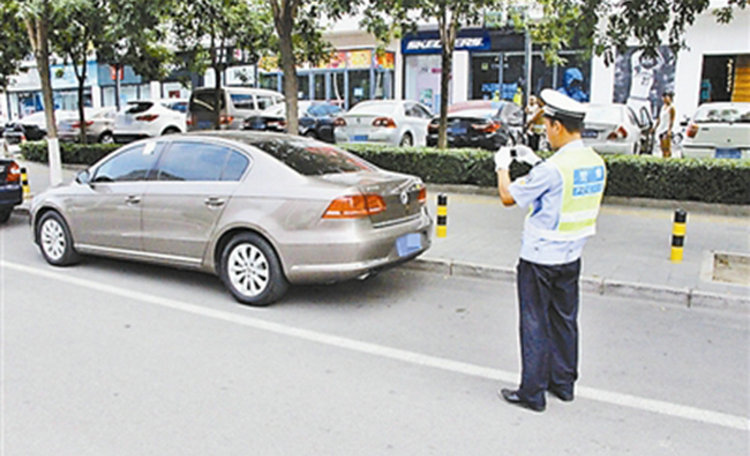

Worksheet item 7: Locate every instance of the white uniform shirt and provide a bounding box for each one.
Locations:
[508,140,590,265]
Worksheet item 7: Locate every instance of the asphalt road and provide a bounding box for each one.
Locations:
[1,211,748,455]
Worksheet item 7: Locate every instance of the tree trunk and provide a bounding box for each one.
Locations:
[25,7,62,186]
[77,61,88,144]
[272,1,299,136]
[437,10,457,150]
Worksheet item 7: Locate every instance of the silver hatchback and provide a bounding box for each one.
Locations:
[30,132,432,306]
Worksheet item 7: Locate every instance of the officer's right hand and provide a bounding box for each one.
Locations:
[494,147,513,171]
[513,145,542,166]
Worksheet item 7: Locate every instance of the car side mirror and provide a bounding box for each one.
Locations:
[75,169,91,185]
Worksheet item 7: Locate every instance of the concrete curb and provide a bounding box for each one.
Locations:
[402,258,749,314]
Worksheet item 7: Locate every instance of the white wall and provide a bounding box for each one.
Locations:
[452,51,470,103]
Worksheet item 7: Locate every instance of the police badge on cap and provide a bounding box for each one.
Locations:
[540,89,587,121]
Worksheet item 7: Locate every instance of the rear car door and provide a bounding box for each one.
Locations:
[140,139,250,262]
[404,103,433,145]
[67,142,160,251]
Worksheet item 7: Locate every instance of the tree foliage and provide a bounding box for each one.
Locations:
[0,0,32,88]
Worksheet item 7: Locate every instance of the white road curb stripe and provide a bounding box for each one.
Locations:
[3,260,748,432]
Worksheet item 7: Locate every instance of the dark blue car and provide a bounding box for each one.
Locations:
[0,159,23,223]
[243,101,343,143]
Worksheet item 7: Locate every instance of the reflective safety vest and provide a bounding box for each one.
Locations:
[529,147,606,241]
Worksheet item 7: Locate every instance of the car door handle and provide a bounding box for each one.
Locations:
[125,195,141,204]
[204,197,226,208]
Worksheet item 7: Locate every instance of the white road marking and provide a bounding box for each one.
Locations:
[3,260,748,432]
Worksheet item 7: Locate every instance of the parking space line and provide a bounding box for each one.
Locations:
[3,259,748,431]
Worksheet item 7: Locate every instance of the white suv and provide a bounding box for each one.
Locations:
[113,99,187,143]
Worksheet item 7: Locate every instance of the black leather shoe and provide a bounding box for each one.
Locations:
[498,388,545,412]
[548,387,574,402]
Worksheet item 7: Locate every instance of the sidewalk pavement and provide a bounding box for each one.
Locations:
[11,158,750,313]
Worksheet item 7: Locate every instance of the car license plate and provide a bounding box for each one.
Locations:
[396,233,422,257]
[715,148,741,159]
[350,135,368,142]
[449,127,467,135]
[582,129,598,138]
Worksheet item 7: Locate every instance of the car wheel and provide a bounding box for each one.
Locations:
[304,130,317,139]
[399,133,413,147]
[36,211,80,266]
[0,208,11,224]
[99,132,114,144]
[162,127,180,135]
[220,232,288,306]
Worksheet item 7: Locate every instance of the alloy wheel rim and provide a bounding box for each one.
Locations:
[228,243,270,297]
[41,219,66,261]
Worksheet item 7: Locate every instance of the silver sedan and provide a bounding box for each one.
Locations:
[30,132,432,306]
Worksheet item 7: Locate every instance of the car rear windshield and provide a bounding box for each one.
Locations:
[190,90,226,113]
[125,102,153,114]
[693,105,750,123]
[249,139,375,176]
[349,102,397,116]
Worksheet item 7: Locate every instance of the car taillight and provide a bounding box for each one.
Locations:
[187,116,195,126]
[333,117,347,127]
[687,123,699,138]
[220,115,234,125]
[428,121,439,133]
[5,161,20,183]
[372,117,397,128]
[418,186,426,205]
[135,114,159,122]
[471,121,501,133]
[268,120,287,128]
[322,194,387,219]
[71,120,94,128]
[607,125,628,140]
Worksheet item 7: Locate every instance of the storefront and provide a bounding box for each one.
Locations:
[257,48,395,110]
[5,61,99,119]
[402,28,592,111]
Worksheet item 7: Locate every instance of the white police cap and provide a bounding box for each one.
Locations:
[540,88,587,120]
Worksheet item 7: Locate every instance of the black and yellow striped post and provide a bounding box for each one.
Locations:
[436,193,448,238]
[20,167,30,199]
[670,209,687,263]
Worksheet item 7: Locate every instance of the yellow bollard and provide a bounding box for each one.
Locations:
[436,193,447,238]
[670,209,687,263]
[21,167,30,199]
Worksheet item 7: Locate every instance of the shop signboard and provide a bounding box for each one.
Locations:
[347,50,372,69]
[402,32,490,55]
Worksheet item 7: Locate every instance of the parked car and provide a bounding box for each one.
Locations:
[30,131,432,306]
[582,103,652,155]
[2,111,50,146]
[681,102,750,159]
[59,106,117,143]
[334,100,433,147]
[187,87,284,131]
[426,100,524,150]
[113,99,187,143]
[0,158,23,223]
[243,101,343,143]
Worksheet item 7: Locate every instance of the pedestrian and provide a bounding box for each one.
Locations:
[494,88,606,412]
[652,91,676,158]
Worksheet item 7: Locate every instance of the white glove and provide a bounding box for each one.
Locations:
[494,147,513,171]
[512,145,542,166]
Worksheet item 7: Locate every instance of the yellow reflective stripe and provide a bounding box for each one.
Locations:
[558,218,596,233]
[437,206,448,216]
[559,209,600,223]
[673,223,686,236]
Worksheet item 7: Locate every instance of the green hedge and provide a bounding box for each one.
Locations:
[342,144,750,205]
[20,141,120,165]
[20,140,750,204]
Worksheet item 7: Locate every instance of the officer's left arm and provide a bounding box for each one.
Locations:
[497,169,516,206]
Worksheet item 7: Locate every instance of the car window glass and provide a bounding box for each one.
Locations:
[250,139,375,176]
[191,90,225,113]
[125,102,153,115]
[93,144,159,182]
[230,93,255,110]
[414,105,432,118]
[349,102,396,115]
[222,151,250,181]
[166,101,187,113]
[156,141,231,181]
[694,105,750,123]
[256,96,277,110]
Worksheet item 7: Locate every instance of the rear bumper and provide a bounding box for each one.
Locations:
[334,129,400,145]
[0,184,23,209]
[682,144,750,159]
[114,133,150,144]
[283,210,433,284]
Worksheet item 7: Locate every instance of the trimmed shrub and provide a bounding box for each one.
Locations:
[21,140,750,204]
[21,140,120,165]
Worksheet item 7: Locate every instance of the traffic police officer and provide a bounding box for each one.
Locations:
[494,89,606,412]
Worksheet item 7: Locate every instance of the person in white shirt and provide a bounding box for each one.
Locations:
[652,91,676,158]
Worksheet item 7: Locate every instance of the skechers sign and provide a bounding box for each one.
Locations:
[402,34,490,54]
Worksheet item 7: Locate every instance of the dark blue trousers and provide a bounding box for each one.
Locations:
[515,258,580,407]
